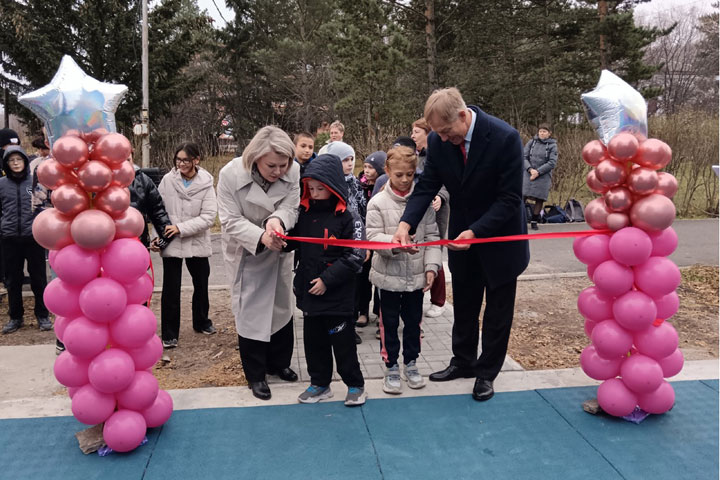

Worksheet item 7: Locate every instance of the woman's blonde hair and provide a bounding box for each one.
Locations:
[385,146,417,172]
[242,126,295,171]
[424,87,466,126]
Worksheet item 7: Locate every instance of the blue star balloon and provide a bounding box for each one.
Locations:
[18,55,128,147]
[581,70,648,145]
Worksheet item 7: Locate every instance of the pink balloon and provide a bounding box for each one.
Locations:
[606,213,630,232]
[52,135,89,169]
[103,409,147,453]
[83,128,109,144]
[627,167,658,195]
[32,208,73,250]
[608,227,652,266]
[658,348,684,378]
[127,335,163,370]
[142,389,173,428]
[578,286,614,321]
[572,234,611,266]
[114,207,145,239]
[36,158,77,190]
[53,315,72,343]
[125,273,154,305]
[613,290,657,331]
[604,186,633,213]
[593,260,634,297]
[53,244,101,285]
[110,304,157,348]
[68,386,80,398]
[587,263,598,281]
[91,133,132,167]
[88,348,136,393]
[629,194,676,233]
[44,278,82,318]
[111,161,136,188]
[584,198,611,230]
[71,209,116,250]
[102,238,151,284]
[584,317,599,338]
[48,249,58,269]
[116,371,159,411]
[51,183,90,217]
[648,227,678,257]
[586,169,609,194]
[582,140,607,166]
[79,277,128,323]
[634,322,679,360]
[654,291,679,320]
[63,316,110,359]
[595,159,628,187]
[634,256,681,297]
[580,345,623,380]
[591,320,633,359]
[77,160,113,193]
[655,172,678,198]
[636,139,672,170]
[608,133,639,161]
[637,381,675,414]
[94,185,131,218]
[621,354,664,393]
[54,351,91,387]
[597,378,638,417]
[71,384,116,425]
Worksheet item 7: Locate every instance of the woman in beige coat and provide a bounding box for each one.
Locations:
[158,143,218,349]
[217,126,301,400]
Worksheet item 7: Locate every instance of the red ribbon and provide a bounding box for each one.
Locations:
[277,229,612,250]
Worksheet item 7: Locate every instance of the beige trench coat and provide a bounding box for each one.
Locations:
[216,157,300,342]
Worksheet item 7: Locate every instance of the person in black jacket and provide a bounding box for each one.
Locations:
[127,160,173,251]
[285,154,366,407]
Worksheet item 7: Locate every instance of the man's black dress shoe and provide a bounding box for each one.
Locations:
[249,381,272,400]
[429,365,475,382]
[267,367,298,382]
[472,378,494,402]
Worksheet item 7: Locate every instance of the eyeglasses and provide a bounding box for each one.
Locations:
[174,157,194,165]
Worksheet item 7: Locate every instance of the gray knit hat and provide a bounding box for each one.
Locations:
[363,151,387,174]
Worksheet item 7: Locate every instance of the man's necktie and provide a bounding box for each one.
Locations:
[460,142,467,164]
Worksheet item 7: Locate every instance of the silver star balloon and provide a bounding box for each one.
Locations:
[18,55,128,147]
[581,70,648,145]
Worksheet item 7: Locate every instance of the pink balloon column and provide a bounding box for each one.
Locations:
[576,133,682,417]
[36,131,172,453]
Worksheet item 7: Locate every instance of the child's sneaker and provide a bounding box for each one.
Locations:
[402,360,426,389]
[298,385,333,404]
[344,387,367,406]
[382,364,402,394]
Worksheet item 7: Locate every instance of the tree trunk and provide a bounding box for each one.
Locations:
[599,0,608,70]
[425,0,437,92]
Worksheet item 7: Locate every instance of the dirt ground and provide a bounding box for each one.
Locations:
[1,266,716,390]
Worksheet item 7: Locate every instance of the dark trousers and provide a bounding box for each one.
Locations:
[378,289,424,367]
[430,265,446,307]
[448,248,518,381]
[355,257,373,318]
[161,256,211,342]
[238,319,295,383]
[2,238,48,320]
[304,314,364,388]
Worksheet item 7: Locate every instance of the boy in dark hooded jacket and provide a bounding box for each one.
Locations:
[0,146,50,334]
[285,153,367,406]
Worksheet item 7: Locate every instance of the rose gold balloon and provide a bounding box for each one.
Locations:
[90,133,132,167]
[586,169,609,194]
[114,207,145,239]
[94,185,131,218]
[64,129,82,138]
[77,160,113,193]
[70,210,116,250]
[582,140,607,166]
[584,198,611,230]
[36,158,77,190]
[629,193,676,232]
[607,212,631,231]
[595,159,628,187]
[82,128,109,144]
[627,167,659,195]
[51,184,90,217]
[655,172,678,198]
[52,135,89,169]
[32,208,73,250]
[607,133,639,161]
[604,186,633,212]
[111,161,136,188]
[636,139,672,170]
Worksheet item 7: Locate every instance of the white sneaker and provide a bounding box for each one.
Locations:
[425,304,445,318]
[402,360,426,389]
[383,364,402,394]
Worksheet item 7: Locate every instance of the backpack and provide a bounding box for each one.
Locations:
[544,204,570,223]
[563,198,585,222]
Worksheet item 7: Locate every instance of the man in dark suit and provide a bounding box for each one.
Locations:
[392,88,530,401]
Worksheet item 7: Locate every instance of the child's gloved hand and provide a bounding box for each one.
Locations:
[309,277,327,295]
